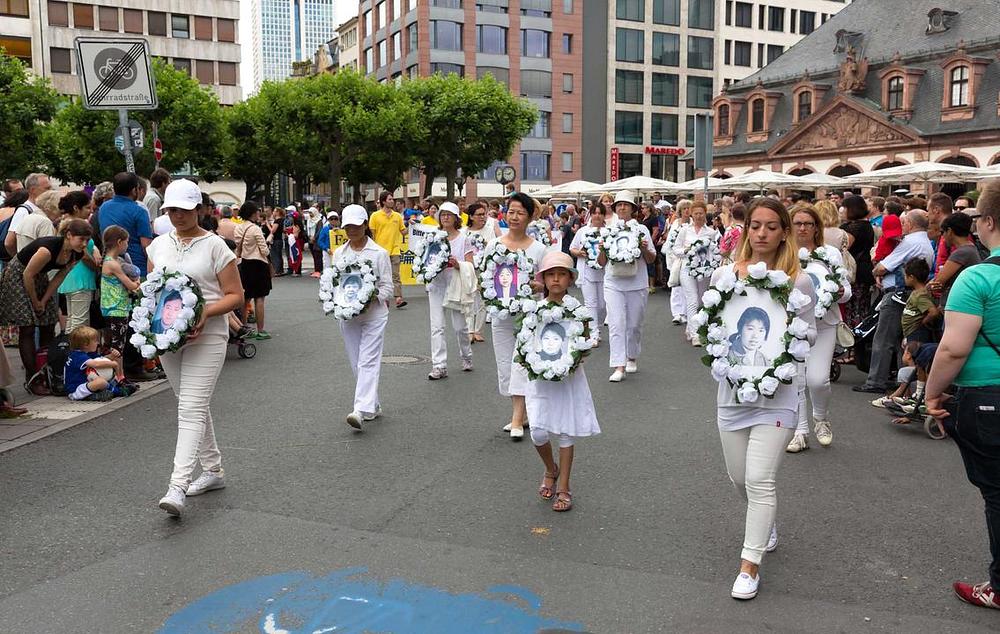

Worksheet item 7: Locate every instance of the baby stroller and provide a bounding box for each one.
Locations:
[228,311,257,359]
[844,290,908,375]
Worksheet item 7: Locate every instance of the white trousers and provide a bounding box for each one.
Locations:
[580,279,606,332]
[796,324,837,433]
[604,287,647,367]
[340,309,388,415]
[65,290,92,333]
[322,251,331,270]
[160,334,227,490]
[669,281,687,320]
[680,272,710,339]
[491,315,528,396]
[428,284,471,369]
[719,423,794,564]
[469,294,487,334]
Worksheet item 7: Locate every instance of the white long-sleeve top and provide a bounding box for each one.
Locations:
[804,246,853,327]
[332,237,394,318]
[673,224,720,269]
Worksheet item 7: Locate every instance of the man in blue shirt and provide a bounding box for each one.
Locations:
[98,172,153,274]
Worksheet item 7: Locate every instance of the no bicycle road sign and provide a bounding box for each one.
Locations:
[75,38,157,110]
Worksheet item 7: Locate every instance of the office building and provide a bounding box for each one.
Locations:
[250,0,337,92]
[338,16,359,72]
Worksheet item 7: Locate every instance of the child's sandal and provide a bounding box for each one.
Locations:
[539,470,559,500]
[553,491,572,512]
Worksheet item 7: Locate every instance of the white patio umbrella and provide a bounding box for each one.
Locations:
[596,175,682,194]
[530,180,603,199]
[843,161,991,186]
[795,173,846,189]
[710,170,808,192]
[675,176,733,192]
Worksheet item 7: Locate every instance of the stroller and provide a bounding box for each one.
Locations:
[839,290,908,376]
[228,311,257,359]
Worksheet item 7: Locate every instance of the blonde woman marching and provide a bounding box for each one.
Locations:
[426,202,474,379]
[599,191,656,382]
[569,208,606,344]
[674,200,719,346]
[711,197,816,600]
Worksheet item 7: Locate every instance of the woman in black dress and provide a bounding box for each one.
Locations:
[840,196,875,328]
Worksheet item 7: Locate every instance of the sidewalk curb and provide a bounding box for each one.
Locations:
[0,381,173,455]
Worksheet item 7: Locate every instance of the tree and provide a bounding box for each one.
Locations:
[403,73,536,199]
[0,50,60,178]
[42,59,226,183]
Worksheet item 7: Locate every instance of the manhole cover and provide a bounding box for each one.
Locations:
[381,354,427,366]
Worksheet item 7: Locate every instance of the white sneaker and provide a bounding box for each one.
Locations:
[731,572,760,600]
[814,420,833,447]
[428,367,448,380]
[609,369,625,382]
[502,422,512,432]
[766,525,778,553]
[625,360,638,374]
[158,486,186,516]
[186,470,225,496]
[672,316,682,325]
[462,359,473,372]
[786,433,809,453]
[509,426,524,441]
[346,411,363,430]
[363,405,382,421]
[692,337,703,347]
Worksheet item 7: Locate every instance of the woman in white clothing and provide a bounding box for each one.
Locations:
[599,191,656,383]
[713,197,816,600]
[787,204,851,453]
[151,179,245,517]
[465,202,500,343]
[427,201,474,379]
[333,205,395,430]
[674,200,719,346]
[569,210,606,344]
[483,192,548,440]
[665,200,691,325]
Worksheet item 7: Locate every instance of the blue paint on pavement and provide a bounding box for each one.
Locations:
[158,567,584,633]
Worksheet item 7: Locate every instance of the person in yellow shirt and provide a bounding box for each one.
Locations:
[420,200,469,227]
[369,191,407,308]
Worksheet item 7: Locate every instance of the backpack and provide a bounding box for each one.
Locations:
[0,204,28,262]
[24,334,72,396]
[973,235,992,261]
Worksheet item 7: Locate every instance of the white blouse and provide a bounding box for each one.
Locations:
[332,237,394,318]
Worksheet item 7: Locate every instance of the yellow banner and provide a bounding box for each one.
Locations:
[327,229,420,285]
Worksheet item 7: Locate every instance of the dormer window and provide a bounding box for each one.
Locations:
[742,83,782,142]
[797,91,812,121]
[712,94,743,146]
[926,8,958,34]
[887,76,904,110]
[879,59,924,116]
[718,104,730,136]
[751,99,764,132]
[939,48,989,121]
[790,74,828,125]
[950,65,970,107]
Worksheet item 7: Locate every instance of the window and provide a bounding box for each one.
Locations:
[790,8,797,33]
[562,34,572,54]
[124,9,143,33]
[620,153,642,178]
[526,111,550,138]
[687,76,713,108]
[172,58,191,75]
[433,0,462,7]
[562,112,572,133]
[407,23,418,52]
[651,32,678,66]
[477,66,509,86]
[196,59,214,84]
[218,61,237,85]
[98,6,117,31]
[616,0,643,22]
[408,64,418,78]
[950,66,970,107]
[521,152,549,181]
[409,0,417,10]
[650,154,678,181]
[521,29,549,58]
[364,47,373,71]
[392,31,402,59]
[616,28,643,63]
[751,98,764,132]
[430,21,462,50]
[718,104,730,136]
[757,42,764,68]
[431,62,464,76]
[376,2,385,28]
[651,73,678,106]
[194,16,212,40]
[477,2,505,11]
[799,10,815,35]
[724,39,730,65]
[887,76,904,110]
[614,111,643,145]
[217,18,235,42]
[733,41,751,66]
[392,0,401,21]
[653,0,679,25]
[364,10,371,35]
[797,91,812,120]
[562,152,573,172]
[688,0,713,30]
[758,4,765,29]
[562,73,573,93]
[615,70,643,104]
[73,3,94,29]
[171,14,189,38]
[685,115,695,146]
[50,47,72,73]
[520,69,552,97]
[687,36,713,70]
[766,44,783,64]
[378,39,387,66]
[48,1,68,25]
[477,25,507,54]
[1,0,28,16]
[734,1,752,27]
[563,0,572,14]
[651,113,679,146]
[767,6,784,31]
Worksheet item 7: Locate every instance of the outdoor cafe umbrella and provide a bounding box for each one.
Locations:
[530,180,603,200]
[843,161,991,186]
[594,175,682,195]
[708,170,808,192]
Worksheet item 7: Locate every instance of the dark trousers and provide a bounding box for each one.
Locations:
[269,240,284,275]
[864,292,904,389]
[311,245,323,273]
[946,385,1000,589]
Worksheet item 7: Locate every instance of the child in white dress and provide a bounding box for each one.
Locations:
[525,251,601,512]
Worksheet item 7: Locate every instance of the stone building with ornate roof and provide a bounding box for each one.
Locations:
[710,0,1000,195]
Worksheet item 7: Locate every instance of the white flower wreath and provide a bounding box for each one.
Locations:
[467,231,488,269]
[527,220,553,246]
[129,268,204,359]
[514,295,597,381]
[799,247,850,319]
[600,219,643,263]
[693,262,812,403]
[318,253,379,320]
[577,226,603,270]
[477,243,537,320]
[684,234,722,280]
[410,228,451,283]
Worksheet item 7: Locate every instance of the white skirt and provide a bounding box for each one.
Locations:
[525,367,601,438]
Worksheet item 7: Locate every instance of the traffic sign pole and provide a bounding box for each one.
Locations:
[119,108,135,174]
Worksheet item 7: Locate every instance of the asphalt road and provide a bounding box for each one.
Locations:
[0,275,996,633]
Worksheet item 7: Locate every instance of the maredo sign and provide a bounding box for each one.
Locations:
[609,147,619,181]
[645,146,686,155]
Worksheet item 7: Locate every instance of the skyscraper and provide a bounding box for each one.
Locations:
[250,0,337,92]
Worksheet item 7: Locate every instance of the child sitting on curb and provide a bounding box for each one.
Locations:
[64,326,137,401]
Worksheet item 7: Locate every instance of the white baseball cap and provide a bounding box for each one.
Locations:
[326,210,340,220]
[285,204,297,212]
[161,179,202,211]
[341,204,368,227]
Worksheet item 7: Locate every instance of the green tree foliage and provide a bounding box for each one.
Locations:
[0,51,60,178]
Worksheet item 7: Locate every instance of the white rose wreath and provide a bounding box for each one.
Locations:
[410,228,451,283]
[576,226,603,270]
[692,262,812,403]
[129,268,204,359]
[318,253,379,320]
[684,234,722,280]
[467,231,488,269]
[514,295,597,381]
[599,219,643,263]
[477,243,537,320]
[527,220,553,246]
[799,246,850,319]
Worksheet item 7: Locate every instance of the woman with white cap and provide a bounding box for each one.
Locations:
[673,200,719,346]
[150,179,245,517]
[334,204,394,430]
[426,201,474,379]
[600,191,656,382]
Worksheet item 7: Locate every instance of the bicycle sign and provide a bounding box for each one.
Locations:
[75,38,157,110]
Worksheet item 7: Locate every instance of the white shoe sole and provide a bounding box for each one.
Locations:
[346,412,363,430]
[158,499,182,516]
[509,428,524,441]
[731,587,758,600]
[625,365,638,374]
[186,481,225,497]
